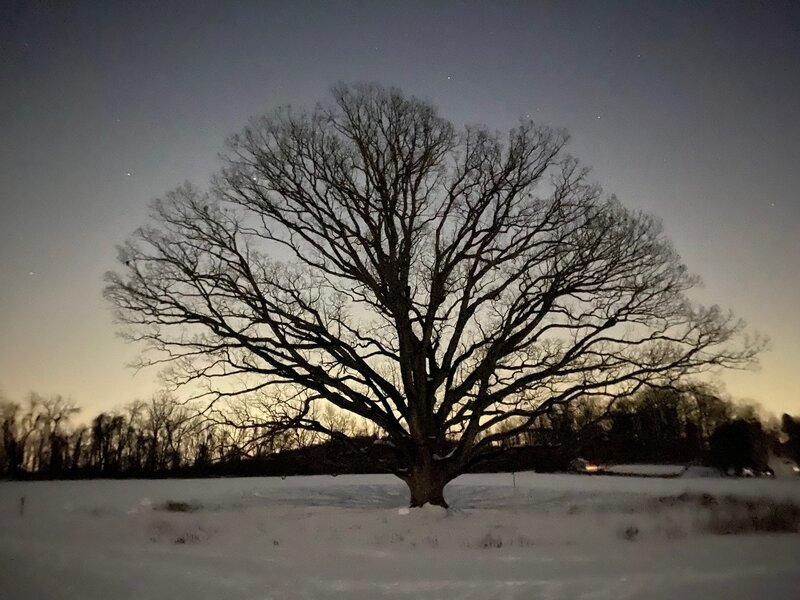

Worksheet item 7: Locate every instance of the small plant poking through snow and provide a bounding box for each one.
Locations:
[149,518,210,545]
[477,532,504,549]
[706,498,800,534]
[158,501,201,513]
[173,532,201,545]
[654,493,800,535]
[621,525,640,541]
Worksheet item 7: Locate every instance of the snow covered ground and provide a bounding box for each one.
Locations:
[602,464,687,477]
[2,472,800,599]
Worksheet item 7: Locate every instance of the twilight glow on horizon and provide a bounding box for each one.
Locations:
[1,1,798,417]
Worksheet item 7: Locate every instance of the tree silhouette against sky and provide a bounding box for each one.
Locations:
[106,84,760,506]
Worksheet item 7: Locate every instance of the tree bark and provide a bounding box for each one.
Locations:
[405,461,450,508]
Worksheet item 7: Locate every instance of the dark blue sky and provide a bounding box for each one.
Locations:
[1,0,798,415]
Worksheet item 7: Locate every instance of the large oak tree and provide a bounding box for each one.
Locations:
[106,84,759,506]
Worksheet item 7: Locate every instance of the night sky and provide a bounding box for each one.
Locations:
[1,1,798,416]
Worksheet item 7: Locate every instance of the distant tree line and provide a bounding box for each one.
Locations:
[0,391,380,479]
[1,385,797,479]
[498,383,796,474]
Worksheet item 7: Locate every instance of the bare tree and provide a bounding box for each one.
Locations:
[36,394,80,474]
[106,84,761,506]
[1,399,23,476]
[0,394,79,475]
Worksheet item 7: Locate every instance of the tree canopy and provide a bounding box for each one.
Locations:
[105,84,760,505]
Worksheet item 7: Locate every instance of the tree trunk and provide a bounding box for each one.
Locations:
[405,462,450,508]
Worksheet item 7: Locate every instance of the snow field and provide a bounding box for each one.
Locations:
[1,472,799,599]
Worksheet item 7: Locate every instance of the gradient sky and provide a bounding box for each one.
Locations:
[1,0,798,417]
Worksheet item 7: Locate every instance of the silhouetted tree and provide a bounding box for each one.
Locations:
[1,401,24,476]
[69,427,85,472]
[710,419,768,475]
[683,419,702,461]
[681,383,733,449]
[782,414,800,463]
[104,84,762,505]
[0,394,79,476]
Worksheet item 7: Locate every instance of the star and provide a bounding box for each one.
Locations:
[447,76,452,80]
[127,172,132,176]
